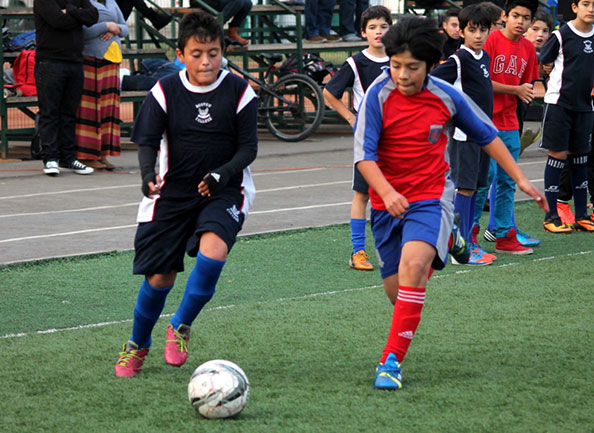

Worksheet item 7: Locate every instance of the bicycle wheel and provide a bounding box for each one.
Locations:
[261,73,325,142]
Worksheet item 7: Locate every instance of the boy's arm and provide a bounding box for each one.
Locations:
[357,161,409,217]
[323,89,356,127]
[429,55,458,84]
[492,80,534,104]
[323,62,356,127]
[482,137,548,211]
[199,85,258,197]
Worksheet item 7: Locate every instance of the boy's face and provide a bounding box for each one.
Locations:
[524,19,550,49]
[389,50,427,96]
[503,6,533,39]
[176,36,223,86]
[361,17,390,50]
[443,16,461,39]
[572,0,594,26]
[460,22,490,54]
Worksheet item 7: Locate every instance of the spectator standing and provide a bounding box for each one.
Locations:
[198,0,253,45]
[33,0,98,176]
[323,5,392,271]
[338,0,369,42]
[539,0,594,233]
[305,0,338,42]
[75,0,129,170]
[441,7,462,58]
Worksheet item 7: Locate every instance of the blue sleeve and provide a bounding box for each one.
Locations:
[324,61,355,99]
[354,84,383,163]
[430,55,458,84]
[538,32,560,65]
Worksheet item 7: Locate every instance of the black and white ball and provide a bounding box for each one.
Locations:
[188,359,250,419]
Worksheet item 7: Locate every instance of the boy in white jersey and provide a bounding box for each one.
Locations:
[324,5,391,271]
[114,11,258,377]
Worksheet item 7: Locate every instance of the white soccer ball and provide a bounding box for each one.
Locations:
[187,359,250,419]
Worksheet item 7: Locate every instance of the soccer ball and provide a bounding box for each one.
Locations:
[187,359,250,419]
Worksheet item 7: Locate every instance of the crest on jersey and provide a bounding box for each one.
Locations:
[428,125,443,144]
[480,63,489,78]
[195,102,213,124]
[584,40,593,54]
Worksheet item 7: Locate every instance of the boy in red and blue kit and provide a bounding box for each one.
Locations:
[478,0,540,255]
[354,15,546,390]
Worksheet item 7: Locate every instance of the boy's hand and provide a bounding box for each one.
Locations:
[516,178,549,212]
[516,83,534,104]
[541,63,553,75]
[382,190,409,218]
[199,171,229,197]
[142,175,162,198]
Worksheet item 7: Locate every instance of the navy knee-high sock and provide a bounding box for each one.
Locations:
[544,155,566,219]
[569,154,589,218]
[171,252,225,330]
[131,279,173,348]
[454,193,473,244]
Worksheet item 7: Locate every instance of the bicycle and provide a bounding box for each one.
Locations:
[224,52,325,142]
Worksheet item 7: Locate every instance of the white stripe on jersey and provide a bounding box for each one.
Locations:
[237,84,257,114]
[346,57,364,111]
[240,166,256,217]
[545,31,564,105]
[150,81,167,113]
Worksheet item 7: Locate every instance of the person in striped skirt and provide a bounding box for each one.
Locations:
[75,0,129,170]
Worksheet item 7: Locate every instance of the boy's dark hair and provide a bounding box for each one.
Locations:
[533,6,554,30]
[441,7,459,25]
[504,0,538,17]
[459,3,493,30]
[481,1,504,26]
[382,15,444,70]
[361,5,393,31]
[177,10,224,51]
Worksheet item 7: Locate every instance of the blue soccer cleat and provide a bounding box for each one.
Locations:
[449,215,470,264]
[516,229,541,247]
[374,353,403,390]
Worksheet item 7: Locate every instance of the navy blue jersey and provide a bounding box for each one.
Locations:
[431,45,493,141]
[540,21,594,112]
[132,69,258,222]
[324,49,389,112]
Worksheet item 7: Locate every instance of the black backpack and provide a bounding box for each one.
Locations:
[278,53,335,85]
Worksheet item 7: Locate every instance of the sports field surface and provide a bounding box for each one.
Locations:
[1,202,592,433]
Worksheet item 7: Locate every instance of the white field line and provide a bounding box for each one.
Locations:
[1,249,591,341]
[0,202,351,244]
[0,181,350,220]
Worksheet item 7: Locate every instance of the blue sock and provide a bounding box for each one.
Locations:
[468,193,477,244]
[131,280,173,348]
[350,218,366,254]
[544,155,566,219]
[454,193,473,244]
[171,252,225,330]
[569,154,588,218]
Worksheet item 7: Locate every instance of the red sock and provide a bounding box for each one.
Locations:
[380,285,425,363]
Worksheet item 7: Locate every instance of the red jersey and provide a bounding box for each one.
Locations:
[484,30,539,130]
[354,72,497,210]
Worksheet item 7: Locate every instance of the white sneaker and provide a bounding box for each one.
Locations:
[43,160,60,176]
[62,159,94,175]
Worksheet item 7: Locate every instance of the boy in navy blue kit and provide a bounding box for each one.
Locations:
[324,5,392,271]
[114,11,258,377]
[539,0,594,233]
[431,3,496,266]
[354,15,546,390]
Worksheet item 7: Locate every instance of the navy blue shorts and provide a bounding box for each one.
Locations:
[540,104,593,154]
[370,198,454,279]
[352,164,369,194]
[448,138,490,190]
[133,194,245,276]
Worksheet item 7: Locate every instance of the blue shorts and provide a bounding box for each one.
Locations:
[370,199,454,279]
[133,194,245,276]
[449,138,491,190]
